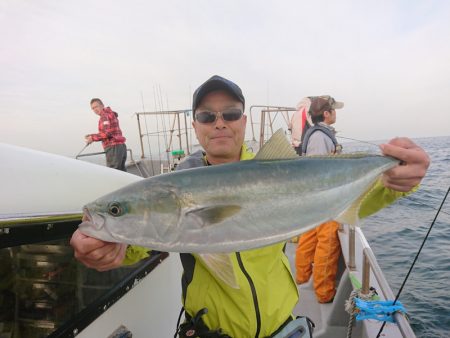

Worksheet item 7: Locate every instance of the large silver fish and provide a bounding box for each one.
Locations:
[79,129,399,254]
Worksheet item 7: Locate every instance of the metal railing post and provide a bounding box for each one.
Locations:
[259,110,266,149]
[136,113,145,159]
[348,225,356,270]
[361,249,370,295]
[184,112,190,155]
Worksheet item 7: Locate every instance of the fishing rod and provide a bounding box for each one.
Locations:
[376,186,450,338]
[75,143,90,159]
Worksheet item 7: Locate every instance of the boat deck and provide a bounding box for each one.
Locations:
[285,242,356,337]
[284,226,415,338]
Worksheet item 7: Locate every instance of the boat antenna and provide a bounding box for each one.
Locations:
[158,84,171,163]
[152,85,163,165]
[141,90,155,176]
[376,186,450,338]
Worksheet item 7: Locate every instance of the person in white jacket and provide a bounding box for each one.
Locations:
[289,97,312,155]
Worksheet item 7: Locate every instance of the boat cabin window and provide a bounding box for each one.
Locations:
[0,219,166,338]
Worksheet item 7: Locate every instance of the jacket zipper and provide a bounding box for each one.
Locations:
[236,252,261,338]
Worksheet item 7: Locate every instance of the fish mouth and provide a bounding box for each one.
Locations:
[82,207,93,222]
[81,207,105,231]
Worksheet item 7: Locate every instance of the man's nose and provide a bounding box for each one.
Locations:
[214,114,227,128]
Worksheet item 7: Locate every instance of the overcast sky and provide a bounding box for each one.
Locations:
[1,0,449,158]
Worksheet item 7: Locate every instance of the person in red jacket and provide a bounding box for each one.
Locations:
[85,98,127,171]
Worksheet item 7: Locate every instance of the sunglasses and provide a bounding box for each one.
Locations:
[195,108,243,124]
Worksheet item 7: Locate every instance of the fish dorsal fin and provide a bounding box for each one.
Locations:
[336,180,379,225]
[198,253,239,289]
[254,128,299,160]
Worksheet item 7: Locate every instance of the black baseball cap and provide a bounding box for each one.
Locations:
[192,75,245,114]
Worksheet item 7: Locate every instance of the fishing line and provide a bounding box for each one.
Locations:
[336,135,380,148]
[401,195,450,218]
[376,186,450,338]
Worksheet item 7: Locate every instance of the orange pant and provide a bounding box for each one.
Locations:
[295,221,341,303]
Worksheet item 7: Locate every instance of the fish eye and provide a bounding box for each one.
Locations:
[108,202,123,217]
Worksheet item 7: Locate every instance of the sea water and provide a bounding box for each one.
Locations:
[347,136,450,338]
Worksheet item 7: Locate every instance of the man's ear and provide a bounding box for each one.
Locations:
[192,120,199,139]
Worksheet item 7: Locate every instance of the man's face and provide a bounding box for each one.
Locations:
[91,101,104,115]
[192,90,246,163]
[324,109,336,125]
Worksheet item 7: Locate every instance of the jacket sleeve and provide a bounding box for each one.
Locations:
[122,245,151,266]
[359,179,418,219]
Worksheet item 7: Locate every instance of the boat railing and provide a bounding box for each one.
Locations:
[75,148,136,163]
[76,148,145,176]
[135,109,192,159]
[346,225,416,337]
[248,105,297,149]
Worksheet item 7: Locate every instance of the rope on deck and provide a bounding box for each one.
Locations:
[344,288,377,338]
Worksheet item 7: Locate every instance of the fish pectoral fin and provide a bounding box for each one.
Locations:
[198,253,239,289]
[186,205,241,226]
[253,128,298,160]
[336,181,379,225]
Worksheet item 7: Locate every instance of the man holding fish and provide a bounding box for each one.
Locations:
[71,75,430,338]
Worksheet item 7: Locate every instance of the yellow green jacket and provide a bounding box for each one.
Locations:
[123,145,410,337]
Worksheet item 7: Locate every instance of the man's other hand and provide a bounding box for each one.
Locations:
[85,135,93,144]
[380,137,430,192]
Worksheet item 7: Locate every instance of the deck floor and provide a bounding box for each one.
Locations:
[285,242,352,338]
